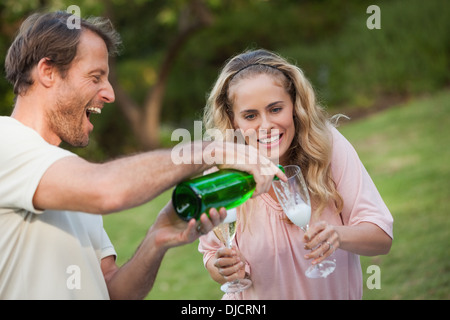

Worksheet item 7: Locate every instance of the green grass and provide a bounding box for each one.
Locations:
[103,90,450,300]
[339,90,450,299]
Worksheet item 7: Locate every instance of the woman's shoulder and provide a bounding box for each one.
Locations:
[328,124,350,147]
[328,124,359,159]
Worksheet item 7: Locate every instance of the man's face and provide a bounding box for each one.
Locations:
[47,30,115,147]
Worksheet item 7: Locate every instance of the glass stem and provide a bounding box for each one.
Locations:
[301,224,320,268]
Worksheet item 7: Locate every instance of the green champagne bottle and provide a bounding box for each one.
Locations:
[172,165,284,221]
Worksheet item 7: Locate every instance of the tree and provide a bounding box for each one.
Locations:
[108,0,213,150]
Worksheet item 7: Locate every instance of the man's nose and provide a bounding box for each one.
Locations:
[100,80,115,103]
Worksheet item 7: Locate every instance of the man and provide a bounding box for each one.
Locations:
[0,11,284,299]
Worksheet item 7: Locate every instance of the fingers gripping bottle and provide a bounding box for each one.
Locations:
[172,165,284,221]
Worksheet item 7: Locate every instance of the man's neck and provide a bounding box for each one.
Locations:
[11,95,61,146]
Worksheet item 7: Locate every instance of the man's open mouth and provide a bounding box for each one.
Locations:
[86,107,101,119]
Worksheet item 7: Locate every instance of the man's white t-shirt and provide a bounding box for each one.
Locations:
[0,116,116,299]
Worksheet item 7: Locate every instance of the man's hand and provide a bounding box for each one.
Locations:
[151,200,227,250]
[204,141,287,196]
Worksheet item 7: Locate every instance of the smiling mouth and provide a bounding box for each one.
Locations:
[258,133,283,145]
[86,106,102,119]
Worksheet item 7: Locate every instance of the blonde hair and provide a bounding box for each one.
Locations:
[203,49,343,218]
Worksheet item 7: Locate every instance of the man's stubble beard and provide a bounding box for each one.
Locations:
[47,95,90,147]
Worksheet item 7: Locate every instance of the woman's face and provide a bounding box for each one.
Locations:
[229,73,296,165]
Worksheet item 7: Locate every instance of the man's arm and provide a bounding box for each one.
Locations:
[101,201,226,300]
[33,148,202,214]
[33,141,285,214]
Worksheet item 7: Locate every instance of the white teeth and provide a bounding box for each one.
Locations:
[87,107,101,114]
[259,135,281,144]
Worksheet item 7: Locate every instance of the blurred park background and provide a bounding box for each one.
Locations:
[1,0,448,299]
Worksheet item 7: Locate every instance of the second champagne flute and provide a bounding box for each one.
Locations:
[272,165,336,278]
[213,208,252,293]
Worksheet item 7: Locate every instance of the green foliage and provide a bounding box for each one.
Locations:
[163,0,450,123]
[327,0,450,106]
[1,0,448,159]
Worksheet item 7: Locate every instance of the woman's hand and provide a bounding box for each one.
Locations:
[303,221,393,264]
[303,221,340,265]
[212,247,246,284]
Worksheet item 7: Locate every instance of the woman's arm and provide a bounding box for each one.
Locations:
[304,221,392,265]
[302,128,394,265]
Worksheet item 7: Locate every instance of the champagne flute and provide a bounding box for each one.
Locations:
[272,165,336,278]
[213,208,252,293]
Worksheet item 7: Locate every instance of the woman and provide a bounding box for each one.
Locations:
[198,49,393,299]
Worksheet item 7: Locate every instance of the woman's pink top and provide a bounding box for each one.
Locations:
[198,127,393,299]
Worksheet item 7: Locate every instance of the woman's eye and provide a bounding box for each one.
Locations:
[271,107,282,113]
[244,114,256,120]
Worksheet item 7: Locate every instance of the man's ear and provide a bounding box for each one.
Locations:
[36,57,57,88]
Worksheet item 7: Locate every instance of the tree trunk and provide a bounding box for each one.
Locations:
[109,0,213,150]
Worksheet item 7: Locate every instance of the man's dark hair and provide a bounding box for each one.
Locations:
[5,11,121,95]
